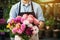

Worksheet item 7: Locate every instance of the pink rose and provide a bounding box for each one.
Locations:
[15,23,21,29]
[21,24,26,32]
[17,29,23,34]
[27,15,34,23]
[12,27,17,34]
[17,24,26,34]
[16,16,21,18]
[28,14,34,18]
[34,18,39,25]
[22,14,28,19]
[21,18,25,23]
[21,14,28,23]
[15,16,21,23]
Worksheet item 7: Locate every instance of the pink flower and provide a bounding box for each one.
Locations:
[27,15,34,23]
[16,16,21,18]
[21,18,25,23]
[12,23,21,34]
[21,24,26,32]
[34,18,39,25]
[15,23,21,29]
[0,32,5,35]
[22,14,28,19]
[12,27,17,34]
[32,26,39,35]
[21,14,28,23]
[17,24,26,34]
[25,27,33,36]
[0,18,6,24]
[17,29,23,34]
[9,18,15,24]
[15,16,21,23]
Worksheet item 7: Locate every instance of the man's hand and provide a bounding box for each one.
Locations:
[38,21,45,30]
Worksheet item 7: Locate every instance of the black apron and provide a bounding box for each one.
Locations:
[18,1,36,18]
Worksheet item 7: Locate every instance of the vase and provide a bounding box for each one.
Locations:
[14,35,23,40]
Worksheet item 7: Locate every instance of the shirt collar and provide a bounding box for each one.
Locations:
[21,0,31,6]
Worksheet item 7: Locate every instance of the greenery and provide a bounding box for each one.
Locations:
[0,24,6,30]
[45,16,55,26]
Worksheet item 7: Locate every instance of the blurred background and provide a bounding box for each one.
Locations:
[0,0,60,40]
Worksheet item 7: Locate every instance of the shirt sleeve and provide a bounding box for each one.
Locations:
[7,5,17,23]
[37,5,45,21]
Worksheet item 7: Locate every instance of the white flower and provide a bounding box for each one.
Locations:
[27,24,33,27]
[32,26,39,35]
[23,20,30,25]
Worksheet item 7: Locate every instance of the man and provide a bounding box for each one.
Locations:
[7,0,45,40]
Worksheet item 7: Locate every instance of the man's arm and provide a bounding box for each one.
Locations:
[37,5,45,30]
[7,5,17,23]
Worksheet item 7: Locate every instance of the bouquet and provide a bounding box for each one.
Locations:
[7,14,39,40]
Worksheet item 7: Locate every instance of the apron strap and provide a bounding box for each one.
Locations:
[31,2,34,13]
[19,0,21,14]
[18,1,34,14]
